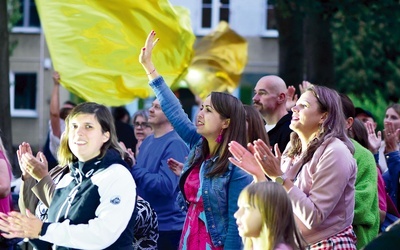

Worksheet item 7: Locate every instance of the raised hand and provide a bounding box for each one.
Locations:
[366,121,381,154]
[383,121,400,154]
[52,71,60,86]
[228,141,267,182]
[299,80,312,94]
[17,142,48,181]
[253,140,283,179]
[139,30,159,76]
[167,158,184,177]
[286,85,298,111]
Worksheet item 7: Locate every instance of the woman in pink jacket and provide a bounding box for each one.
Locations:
[229,85,357,249]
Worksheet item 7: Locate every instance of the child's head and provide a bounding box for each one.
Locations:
[235,182,304,250]
[58,102,124,166]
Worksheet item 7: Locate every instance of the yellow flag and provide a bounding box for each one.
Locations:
[180,21,248,99]
[36,0,195,106]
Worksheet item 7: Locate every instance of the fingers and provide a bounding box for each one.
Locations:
[38,152,48,166]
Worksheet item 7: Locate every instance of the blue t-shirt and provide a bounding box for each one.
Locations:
[132,130,189,231]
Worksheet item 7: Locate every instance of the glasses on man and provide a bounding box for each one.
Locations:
[134,122,150,128]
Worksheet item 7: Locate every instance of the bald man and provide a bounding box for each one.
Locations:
[253,75,292,153]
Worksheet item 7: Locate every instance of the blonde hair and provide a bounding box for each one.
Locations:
[58,102,125,166]
[239,182,305,250]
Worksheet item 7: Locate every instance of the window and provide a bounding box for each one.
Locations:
[12,0,41,32]
[10,72,38,117]
[198,0,230,35]
[262,0,278,37]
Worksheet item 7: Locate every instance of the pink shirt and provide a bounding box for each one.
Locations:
[0,150,12,214]
[281,138,356,245]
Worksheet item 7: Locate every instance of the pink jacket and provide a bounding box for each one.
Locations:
[0,150,12,214]
[281,138,357,245]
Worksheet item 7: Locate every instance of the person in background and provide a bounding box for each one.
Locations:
[139,30,252,250]
[252,75,292,153]
[48,71,76,166]
[131,98,189,250]
[132,109,153,156]
[340,94,379,249]
[355,107,377,130]
[229,85,357,249]
[234,181,305,250]
[113,106,137,151]
[0,102,137,250]
[0,135,14,250]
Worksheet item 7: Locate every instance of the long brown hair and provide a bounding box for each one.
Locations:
[288,85,354,164]
[200,92,247,177]
[58,102,125,166]
[244,104,270,145]
[239,182,305,250]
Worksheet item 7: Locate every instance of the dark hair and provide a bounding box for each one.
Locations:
[201,92,247,177]
[339,93,355,118]
[351,118,369,149]
[244,105,270,145]
[58,102,124,166]
[112,106,130,123]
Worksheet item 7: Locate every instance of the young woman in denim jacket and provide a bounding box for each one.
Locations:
[139,31,253,250]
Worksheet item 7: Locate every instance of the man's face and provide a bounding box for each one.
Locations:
[148,99,168,127]
[252,79,279,116]
[356,114,376,130]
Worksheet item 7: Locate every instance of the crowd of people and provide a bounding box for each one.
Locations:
[0,30,399,250]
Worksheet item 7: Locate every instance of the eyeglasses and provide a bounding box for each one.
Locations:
[134,122,150,128]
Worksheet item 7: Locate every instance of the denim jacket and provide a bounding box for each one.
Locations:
[382,151,400,207]
[149,76,252,249]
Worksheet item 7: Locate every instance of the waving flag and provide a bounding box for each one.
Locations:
[36,0,195,106]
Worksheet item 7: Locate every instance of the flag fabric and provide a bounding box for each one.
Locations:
[36,0,195,106]
[181,21,248,99]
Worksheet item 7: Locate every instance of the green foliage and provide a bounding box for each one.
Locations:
[332,0,400,104]
[7,0,22,56]
[348,90,389,131]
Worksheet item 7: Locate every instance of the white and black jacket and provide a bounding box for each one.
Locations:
[31,149,137,250]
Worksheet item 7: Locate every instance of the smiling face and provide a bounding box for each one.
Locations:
[196,96,229,142]
[290,90,326,141]
[68,113,110,162]
[133,115,152,141]
[234,196,263,238]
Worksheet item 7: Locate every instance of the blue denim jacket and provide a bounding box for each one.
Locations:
[382,151,400,206]
[149,76,252,249]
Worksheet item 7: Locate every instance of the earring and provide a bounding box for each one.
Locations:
[216,129,224,143]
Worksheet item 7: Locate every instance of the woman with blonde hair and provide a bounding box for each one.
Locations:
[235,181,305,250]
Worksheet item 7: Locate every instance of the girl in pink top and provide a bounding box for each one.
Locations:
[235,182,305,250]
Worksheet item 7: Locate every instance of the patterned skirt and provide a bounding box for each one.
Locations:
[307,225,357,250]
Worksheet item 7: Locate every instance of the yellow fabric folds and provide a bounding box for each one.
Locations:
[181,21,248,99]
[35,0,195,106]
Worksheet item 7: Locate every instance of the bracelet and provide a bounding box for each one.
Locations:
[146,68,156,75]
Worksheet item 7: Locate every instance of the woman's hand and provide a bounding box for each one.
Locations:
[139,30,159,76]
[17,142,48,181]
[253,140,283,179]
[366,121,382,154]
[383,121,400,154]
[167,158,184,177]
[0,210,43,239]
[228,141,267,182]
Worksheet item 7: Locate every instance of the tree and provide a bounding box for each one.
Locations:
[0,0,21,168]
